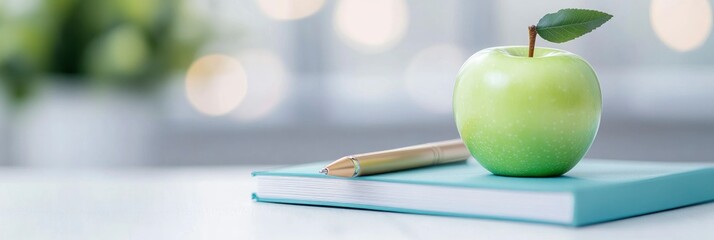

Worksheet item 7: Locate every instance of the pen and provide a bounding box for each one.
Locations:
[319,139,471,177]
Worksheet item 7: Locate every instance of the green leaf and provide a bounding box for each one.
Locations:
[536,9,613,43]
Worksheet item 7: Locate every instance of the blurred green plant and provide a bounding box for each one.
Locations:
[0,0,209,106]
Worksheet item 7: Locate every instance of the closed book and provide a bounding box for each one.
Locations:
[252,159,714,226]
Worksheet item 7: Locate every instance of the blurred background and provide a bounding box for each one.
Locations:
[0,0,712,167]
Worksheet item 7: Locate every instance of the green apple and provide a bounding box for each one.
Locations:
[453,46,601,177]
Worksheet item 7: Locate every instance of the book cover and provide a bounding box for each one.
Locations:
[252,159,714,226]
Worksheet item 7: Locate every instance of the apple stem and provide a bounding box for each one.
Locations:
[528,25,536,58]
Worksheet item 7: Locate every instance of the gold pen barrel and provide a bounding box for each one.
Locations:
[353,139,470,176]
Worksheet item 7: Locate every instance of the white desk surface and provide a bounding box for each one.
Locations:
[0,166,712,240]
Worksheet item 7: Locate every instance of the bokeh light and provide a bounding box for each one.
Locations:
[256,0,325,21]
[334,0,409,53]
[650,0,713,52]
[404,44,466,113]
[231,49,289,121]
[185,55,247,116]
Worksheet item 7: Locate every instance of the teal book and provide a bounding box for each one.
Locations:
[251,159,714,226]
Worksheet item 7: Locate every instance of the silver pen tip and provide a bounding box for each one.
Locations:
[319,168,329,175]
